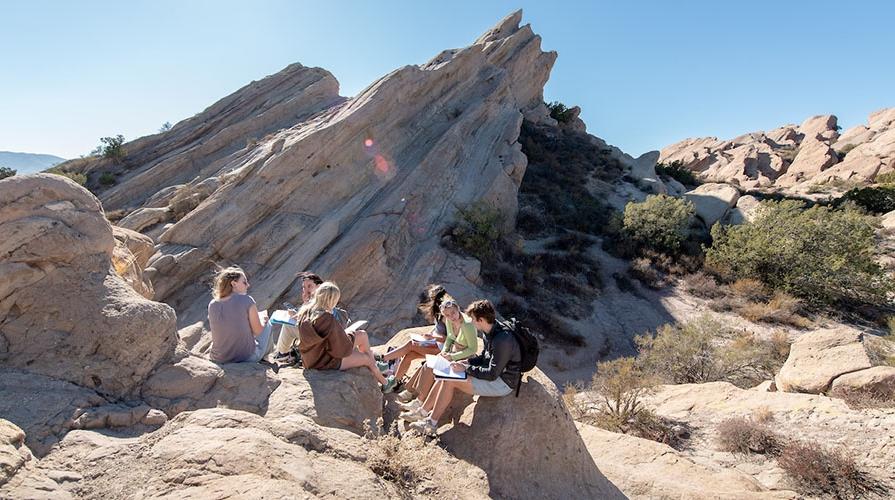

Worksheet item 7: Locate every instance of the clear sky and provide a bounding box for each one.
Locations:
[2,1,893,160]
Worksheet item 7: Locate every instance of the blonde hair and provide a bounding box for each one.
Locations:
[297,281,341,323]
[212,266,245,299]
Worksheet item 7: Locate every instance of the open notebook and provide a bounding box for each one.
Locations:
[426,354,467,380]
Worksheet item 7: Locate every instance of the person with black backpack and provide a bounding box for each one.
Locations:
[406,299,532,435]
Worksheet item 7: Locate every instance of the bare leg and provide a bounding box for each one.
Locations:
[428,378,474,422]
[394,344,440,380]
[340,351,387,385]
[353,331,371,354]
[414,366,437,401]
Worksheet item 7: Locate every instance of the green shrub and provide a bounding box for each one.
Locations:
[655,160,699,186]
[590,357,656,430]
[100,135,127,162]
[636,316,788,387]
[98,172,117,186]
[546,101,576,123]
[44,166,87,186]
[447,202,504,262]
[706,200,893,308]
[836,185,895,214]
[623,194,695,255]
[0,166,15,180]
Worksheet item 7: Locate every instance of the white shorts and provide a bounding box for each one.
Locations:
[470,377,512,397]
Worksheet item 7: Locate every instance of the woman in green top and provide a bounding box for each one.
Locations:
[396,298,478,412]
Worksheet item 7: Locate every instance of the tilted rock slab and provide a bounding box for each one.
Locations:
[0,174,177,398]
[79,11,557,334]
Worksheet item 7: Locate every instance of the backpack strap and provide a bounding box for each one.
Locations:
[515,371,522,397]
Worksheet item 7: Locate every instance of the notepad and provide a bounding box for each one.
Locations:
[426,354,467,380]
[345,320,368,333]
[410,333,438,346]
[269,309,296,326]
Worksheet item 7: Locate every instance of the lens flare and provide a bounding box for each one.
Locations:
[364,138,374,147]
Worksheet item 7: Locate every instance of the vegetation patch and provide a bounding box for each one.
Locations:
[835,185,895,214]
[44,165,87,186]
[0,166,15,180]
[706,199,893,310]
[716,416,783,455]
[655,160,699,186]
[777,441,886,499]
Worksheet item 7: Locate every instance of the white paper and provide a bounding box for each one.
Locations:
[425,354,467,380]
[345,320,368,333]
[411,333,437,346]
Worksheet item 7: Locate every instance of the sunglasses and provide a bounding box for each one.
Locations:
[440,300,459,311]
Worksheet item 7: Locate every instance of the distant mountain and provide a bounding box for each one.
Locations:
[0,151,67,174]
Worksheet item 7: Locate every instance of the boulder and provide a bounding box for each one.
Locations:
[882,210,895,230]
[684,182,741,227]
[111,226,154,298]
[0,174,177,398]
[830,366,895,399]
[439,368,624,499]
[776,136,838,187]
[0,420,70,499]
[27,407,491,499]
[727,194,761,225]
[628,150,665,194]
[774,327,878,394]
[142,353,382,433]
[797,114,838,141]
[577,423,796,499]
[116,206,171,232]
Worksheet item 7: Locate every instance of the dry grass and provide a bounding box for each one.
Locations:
[628,257,665,289]
[737,292,812,328]
[364,422,431,495]
[683,271,725,299]
[831,386,895,410]
[777,441,887,499]
[729,278,769,302]
[752,405,774,424]
[716,416,783,455]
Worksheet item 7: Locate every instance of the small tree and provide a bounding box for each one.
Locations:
[623,194,695,254]
[706,200,893,308]
[447,202,505,262]
[0,166,15,180]
[590,357,656,432]
[159,121,173,133]
[546,101,576,123]
[100,135,127,162]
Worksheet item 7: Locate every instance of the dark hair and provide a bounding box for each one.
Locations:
[418,284,448,323]
[466,299,496,325]
[297,271,323,285]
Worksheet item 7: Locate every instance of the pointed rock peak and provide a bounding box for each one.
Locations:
[475,9,524,45]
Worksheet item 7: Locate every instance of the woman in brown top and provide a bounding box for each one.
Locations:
[296,281,397,392]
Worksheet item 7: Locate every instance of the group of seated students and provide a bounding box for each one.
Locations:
[207,268,522,436]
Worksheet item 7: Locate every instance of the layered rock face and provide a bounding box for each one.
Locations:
[0,174,177,398]
[67,12,556,334]
[660,109,895,191]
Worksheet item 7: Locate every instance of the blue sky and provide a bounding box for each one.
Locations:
[2,1,893,159]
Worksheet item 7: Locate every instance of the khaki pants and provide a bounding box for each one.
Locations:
[276,324,300,354]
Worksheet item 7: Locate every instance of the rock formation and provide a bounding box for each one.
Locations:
[660,108,895,192]
[0,174,177,398]
[60,11,557,338]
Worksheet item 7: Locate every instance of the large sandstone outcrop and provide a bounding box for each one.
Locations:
[774,328,895,394]
[439,368,624,499]
[64,12,556,334]
[684,182,741,227]
[660,109,895,192]
[0,174,177,398]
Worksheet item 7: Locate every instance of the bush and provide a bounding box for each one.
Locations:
[836,185,895,214]
[628,257,665,289]
[98,172,117,186]
[447,202,504,263]
[738,292,811,328]
[0,166,15,180]
[729,278,769,302]
[44,166,87,186]
[623,194,694,255]
[100,135,127,162]
[716,417,783,455]
[546,101,576,123]
[655,160,699,186]
[590,357,655,426]
[777,441,886,499]
[636,316,789,387]
[683,271,725,299]
[706,200,894,308]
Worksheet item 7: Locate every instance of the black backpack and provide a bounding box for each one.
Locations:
[500,318,539,397]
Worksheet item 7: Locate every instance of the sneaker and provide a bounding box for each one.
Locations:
[376,360,391,373]
[396,389,416,403]
[398,399,422,412]
[381,375,398,394]
[408,417,437,436]
[273,351,297,365]
[399,405,429,422]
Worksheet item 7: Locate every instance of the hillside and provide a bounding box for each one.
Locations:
[0,151,65,173]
